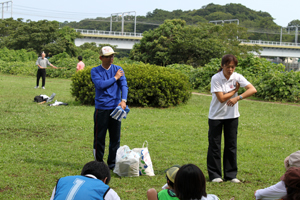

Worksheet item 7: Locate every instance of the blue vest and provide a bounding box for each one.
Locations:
[54,175,110,200]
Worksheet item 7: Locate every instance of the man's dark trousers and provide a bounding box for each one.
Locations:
[207,118,239,181]
[94,109,121,169]
[36,68,46,87]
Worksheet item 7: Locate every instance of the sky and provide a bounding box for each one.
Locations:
[1,0,299,28]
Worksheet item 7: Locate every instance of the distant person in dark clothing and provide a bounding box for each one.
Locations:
[35,51,57,89]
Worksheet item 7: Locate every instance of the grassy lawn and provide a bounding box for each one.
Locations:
[1,73,299,199]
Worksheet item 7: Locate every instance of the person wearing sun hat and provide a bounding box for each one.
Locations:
[147,165,180,200]
[91,46,128,170]
[255,150,300,200]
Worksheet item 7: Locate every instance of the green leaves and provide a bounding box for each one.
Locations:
[70,62,192,107]
[130,20,257,67]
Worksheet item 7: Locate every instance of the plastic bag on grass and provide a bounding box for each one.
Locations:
[132,141,155,176]
[113,145,140,177]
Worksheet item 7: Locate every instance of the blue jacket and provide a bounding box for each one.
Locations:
[91,64,128,110]
[54,175,110,200]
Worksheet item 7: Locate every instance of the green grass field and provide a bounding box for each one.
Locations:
[1,73,299,199]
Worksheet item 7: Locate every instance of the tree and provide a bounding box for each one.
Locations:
[44,26,80,56]
[288,19,300,27]
[0,19,59,53]
[129,19,260,67]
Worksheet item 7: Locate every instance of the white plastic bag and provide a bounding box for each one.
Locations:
[113,145,140,177]
[132,141,155,176]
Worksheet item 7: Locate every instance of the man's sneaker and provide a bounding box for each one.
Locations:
[230,178,241,183]
[211,178,223,183]
[34,86,39,89]
[42,87,45,89]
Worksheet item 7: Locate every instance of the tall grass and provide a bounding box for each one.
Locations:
[0,73,299,199]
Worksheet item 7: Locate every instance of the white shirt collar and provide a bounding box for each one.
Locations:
[84,174,97,179]
[219,70,234,81]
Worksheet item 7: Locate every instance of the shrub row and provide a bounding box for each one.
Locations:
[71,63,192,107]
[0,47,37,62]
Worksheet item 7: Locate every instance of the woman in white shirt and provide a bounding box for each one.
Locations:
[207,54,257,183]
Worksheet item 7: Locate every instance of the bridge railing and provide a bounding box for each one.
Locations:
[239,39,300,47]
[75,29,143,38]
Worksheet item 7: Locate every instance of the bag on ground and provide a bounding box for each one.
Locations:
[113,145,140,177]
[132,141,155,176]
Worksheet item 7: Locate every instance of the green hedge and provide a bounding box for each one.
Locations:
[0,50,143,79]
[255,71,300,102]
[71,63,192,107]
[0,47,37,62]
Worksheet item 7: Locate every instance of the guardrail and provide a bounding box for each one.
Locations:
[75,29,143,37]
[239,39,300,47]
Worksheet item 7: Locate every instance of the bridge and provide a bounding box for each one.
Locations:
[74,29,142,50]
[74,29,300,58]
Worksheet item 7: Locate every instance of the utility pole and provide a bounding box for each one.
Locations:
[1,1,12,19]
[287,25,299,44]
[110,11,136,35]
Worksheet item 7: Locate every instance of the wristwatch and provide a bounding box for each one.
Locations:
[122,99,127,103]
[239,95,243,100]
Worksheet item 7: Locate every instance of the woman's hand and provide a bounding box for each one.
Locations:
[226,96,239,107]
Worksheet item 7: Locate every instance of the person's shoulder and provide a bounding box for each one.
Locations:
[212,71,222,78]
[111,64,122,69]
[202,194,220,200]
[91,65,102,71]
[211,71,222,82]
[232,72,243,77]
[105,188,120,200]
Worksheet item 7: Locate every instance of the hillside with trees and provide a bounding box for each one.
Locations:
[61,3,299,42]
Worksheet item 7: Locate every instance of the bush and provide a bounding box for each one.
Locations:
[0,47,37,62]
[71,66,95,105]
[125,64,192,107]
[71,63,192,107]
[167,60,220,91]
[0,61,36,75]
[255,71,300,102]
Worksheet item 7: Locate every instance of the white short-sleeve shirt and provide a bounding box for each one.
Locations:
[208,71,250,119]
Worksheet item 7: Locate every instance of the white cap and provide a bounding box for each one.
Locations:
[100,46,116,56]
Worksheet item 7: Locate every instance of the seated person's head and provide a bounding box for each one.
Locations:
[165,165,180,189]
[174,164,207,200]
[285,151,300,170]
[282,167,300,200]
[81,161,111,184]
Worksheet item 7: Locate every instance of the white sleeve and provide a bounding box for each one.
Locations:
[104,188,120,200]
[237,74,250,88]
[211,75,223,93]
[255,181,286,200]
[50,187,56,200]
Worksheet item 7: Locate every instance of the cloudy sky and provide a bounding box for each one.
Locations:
[2,0,299,27]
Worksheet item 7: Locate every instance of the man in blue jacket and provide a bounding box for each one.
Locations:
[91,46,128,170]
[50,161,120,200]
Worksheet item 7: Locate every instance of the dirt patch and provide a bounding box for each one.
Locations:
[0,186,13,193]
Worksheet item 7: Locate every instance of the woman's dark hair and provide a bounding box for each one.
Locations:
[282,167,300,200]
[174,164,207,200]
[217,54,238,72]
[81,161,111,184]
[78,56,83,61]
[282,186,300,200]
